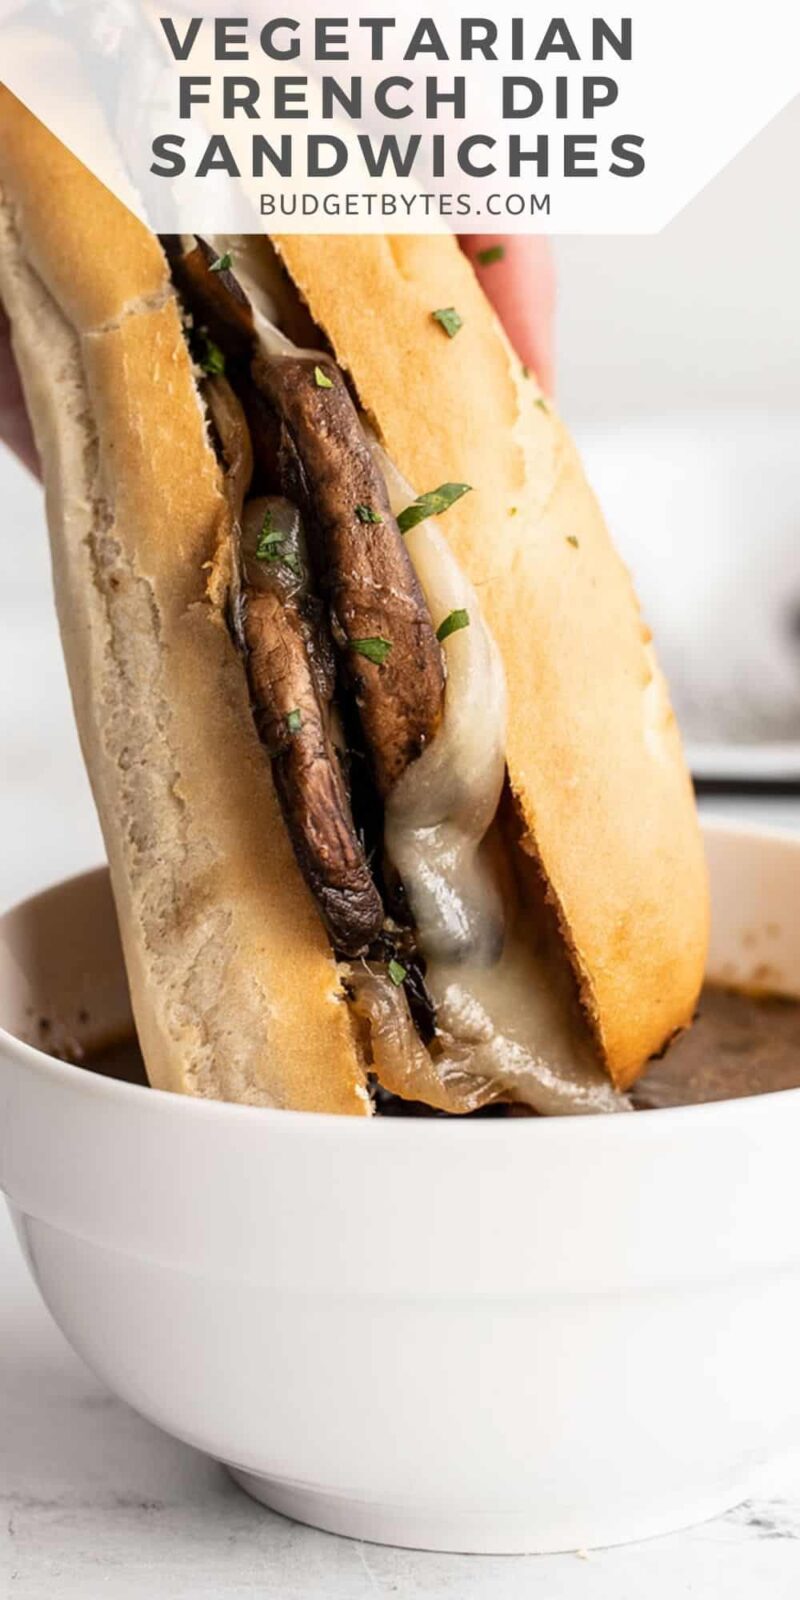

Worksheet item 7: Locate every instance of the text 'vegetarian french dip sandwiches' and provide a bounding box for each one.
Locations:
[0,89,709,1116]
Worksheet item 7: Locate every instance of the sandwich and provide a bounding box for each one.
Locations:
[0,89,709,1116]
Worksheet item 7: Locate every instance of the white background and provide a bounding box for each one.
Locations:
[557,96,800,422]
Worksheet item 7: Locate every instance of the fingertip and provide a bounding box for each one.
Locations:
[459,235,556,396]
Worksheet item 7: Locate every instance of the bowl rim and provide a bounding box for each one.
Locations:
[3,816,800,1143]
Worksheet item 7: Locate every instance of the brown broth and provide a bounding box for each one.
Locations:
[633,985,800,1109]
[70,984,800,1113]
[81,1033,149,1087]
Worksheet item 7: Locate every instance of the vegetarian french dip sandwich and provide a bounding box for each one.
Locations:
[0,90,709,1116]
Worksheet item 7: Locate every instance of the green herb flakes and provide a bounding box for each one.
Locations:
[349,636,393,665]
[436,609,470,644]
[388,959,407,986]
[314,365,334,389]
[209,252,233,274]
[397,483,472,535]
[355,504,383,524]
[286,709,303,734]
[431,307,463,339]
[256,510,282,561]
[199,335,225,376]
[477,244,505,267]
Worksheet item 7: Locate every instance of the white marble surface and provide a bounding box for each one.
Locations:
[4,454,800,1595]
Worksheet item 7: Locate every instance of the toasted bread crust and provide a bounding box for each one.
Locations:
[0,90,368,1113]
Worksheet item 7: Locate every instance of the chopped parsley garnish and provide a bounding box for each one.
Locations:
[258,535,284,559]
[521,364,531,379]
[388,959,407,986]
[431,307,463,339]
[209,252,233,274]
[199,334,225,376]
[397,483,472,535]
[256,509,282,560]
[477,244,505,267]
[436,608,470,644]
[255,512,299,573]
[355,504,383,524]
[566,535,580,548]
[314,365,334,389]
[349,636,393,665]
[286,709,303,734]
[535,396,549,412]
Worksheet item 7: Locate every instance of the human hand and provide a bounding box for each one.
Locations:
[459,235,556,396]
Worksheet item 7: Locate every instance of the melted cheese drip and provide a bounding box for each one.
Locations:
[373,450,624,1115]
[206,234,319,359]
[205,236,626,1115]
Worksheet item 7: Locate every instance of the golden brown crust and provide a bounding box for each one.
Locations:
[0,89,167,332]
[275,235,709,1086]
[0,90,368,1114]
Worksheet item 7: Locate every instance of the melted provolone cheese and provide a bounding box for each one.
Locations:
[375,443,507,967]
[206,234,320,359]
[372,449,625,1115]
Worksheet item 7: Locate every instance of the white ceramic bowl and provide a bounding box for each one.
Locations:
[2,821,800,1555]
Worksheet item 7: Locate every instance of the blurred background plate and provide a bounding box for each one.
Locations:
[579,408,800,782]
[688,743,800,784]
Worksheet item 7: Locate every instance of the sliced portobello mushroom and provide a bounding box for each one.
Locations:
[237,496,384,956]
[252,352,446,797]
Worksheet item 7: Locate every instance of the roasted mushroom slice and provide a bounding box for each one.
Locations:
[203,373,253,521]
[237,495,384,956]
[252,353,446,797]
[162,234,255,358]
[161,236,446,797]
